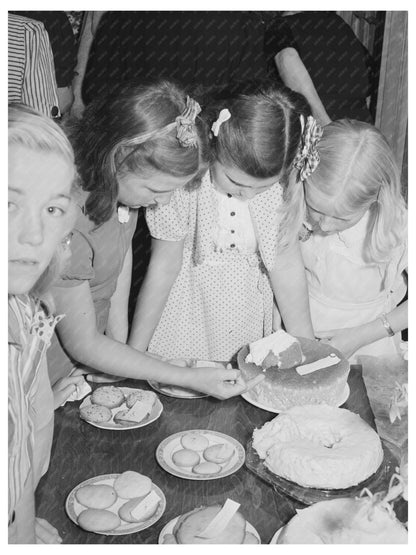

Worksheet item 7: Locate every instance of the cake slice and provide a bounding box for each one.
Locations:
[245,330,303,370]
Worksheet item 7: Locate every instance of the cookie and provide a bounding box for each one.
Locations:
[114,471,152,499]
[75,484,117,509]
[91,386,125,409]
[181,432,209,451]
[118,491,160,523]
[113,409,134,426]
[77,508,120,532]
[192,462,222,475]
[125,390,157,409]
[172,449,200,467]
[203,443,235,464]
[80,404,112,423]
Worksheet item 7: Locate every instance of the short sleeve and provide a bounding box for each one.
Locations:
[57,228,95,287]
[145,188,190,241]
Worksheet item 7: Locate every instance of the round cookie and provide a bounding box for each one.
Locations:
[118,495,160,523]
[114,471,152,499]
[172,449,200,467]
[126,390,156,409]
[181,432,209,451]
[203,443,235,464]
[75,484,117,509]
[80,404,112,424]
[77,508,120,532]
[192,462,222,475]
[91,386,125,409]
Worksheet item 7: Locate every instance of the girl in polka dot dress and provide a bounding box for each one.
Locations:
[129,83,316,362]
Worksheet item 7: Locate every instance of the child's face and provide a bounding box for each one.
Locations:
[304,182,368,234]
[211,162,278,200]
[117,171,193,208]
[8,146,75,295]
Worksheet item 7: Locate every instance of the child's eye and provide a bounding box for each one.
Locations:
[47,206,65,216]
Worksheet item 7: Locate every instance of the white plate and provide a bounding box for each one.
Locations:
[79,387,163,430]
[158,515,261,544]
[148,360,224,399]
[156,430,245,480]
[65,473,166,536]
[269,527,283,544]
[241,383,350,414]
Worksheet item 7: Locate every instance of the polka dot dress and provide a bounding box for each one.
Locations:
[145,171,285,362]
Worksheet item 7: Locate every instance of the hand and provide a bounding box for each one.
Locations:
[35,517,62,544]
[192,367,265,400]
[316,326,364,359]
[52,375,86,409]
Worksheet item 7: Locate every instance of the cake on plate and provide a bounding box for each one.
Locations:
[238,334,349,411]
[277,489,407,543]
[252,405,384,489]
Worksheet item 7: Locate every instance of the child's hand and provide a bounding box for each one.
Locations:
[35,517,62,544]
[316,326,364,358]
[52,375,86,409]
[193,367,265,400]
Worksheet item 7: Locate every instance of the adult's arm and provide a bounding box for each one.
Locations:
[270,239,315,338]
[106,245,132,343]
[274,47,331,126]
[128,238,184,351]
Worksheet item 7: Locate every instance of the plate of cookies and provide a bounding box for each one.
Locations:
[156,430,245,480]
[65,470,166,535]
[79,386,163,430]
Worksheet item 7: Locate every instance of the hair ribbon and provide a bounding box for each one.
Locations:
[211,109,231,137]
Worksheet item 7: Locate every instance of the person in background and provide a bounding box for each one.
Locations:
[8,104,83,543]
[129,81,316,361]
[8,13,59,118]
[301,119,407,360]
[266,12,374,126]
[11,11,78,117]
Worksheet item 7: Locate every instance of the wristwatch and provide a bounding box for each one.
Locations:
[379,313,395,337]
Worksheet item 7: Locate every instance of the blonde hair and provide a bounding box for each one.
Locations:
[307,119,407,263]
[8,103,79,302]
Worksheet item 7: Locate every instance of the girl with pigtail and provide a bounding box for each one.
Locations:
[301,119,408,360]
[129,82,317,362]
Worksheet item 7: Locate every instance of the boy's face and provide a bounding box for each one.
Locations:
[304,181,367,234]
[8,145,75,295]
[211,162,278,200]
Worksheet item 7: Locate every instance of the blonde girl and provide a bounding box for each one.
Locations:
[301,119,407,359]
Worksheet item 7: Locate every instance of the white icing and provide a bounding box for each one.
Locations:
[245,330,298,366]
[296,354,340,375]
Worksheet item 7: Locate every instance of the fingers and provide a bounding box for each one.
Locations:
[35,518,62,544]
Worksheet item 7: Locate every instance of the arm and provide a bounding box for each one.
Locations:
[270,239,315,338]
[128,238,184,351]
[70,11,105,118]
[51,281,256,398]
[274,47,331,126]
[106,245,132,343]
[317,301,408,358]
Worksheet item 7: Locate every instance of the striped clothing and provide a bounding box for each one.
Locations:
[8,13,59,117]
[8,295,61,522]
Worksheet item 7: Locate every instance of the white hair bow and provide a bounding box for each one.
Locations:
[211,109,231,137]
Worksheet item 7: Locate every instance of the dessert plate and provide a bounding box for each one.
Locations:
[156,430,245,481]
[245,439,398,505]
[158,515,261,544]
[241,383,350,414]
[79,387,163,430]
[65,473,166,536]
[148,360,225,399]
[269,527,283,544]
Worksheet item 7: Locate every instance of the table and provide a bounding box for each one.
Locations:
[35,366,404,544]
